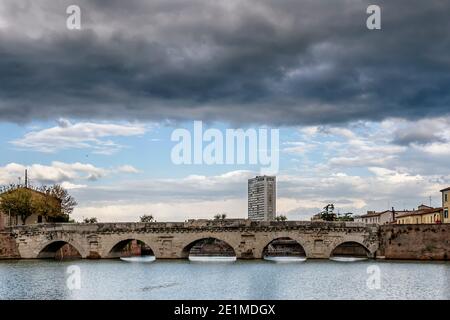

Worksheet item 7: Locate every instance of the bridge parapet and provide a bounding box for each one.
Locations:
[8,220,378,234]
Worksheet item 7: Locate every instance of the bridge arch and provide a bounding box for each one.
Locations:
[37,240,84,259]
[181,237,237,259]
[106,238,155,258]
[330,240,371,258]
[261,237,307,259]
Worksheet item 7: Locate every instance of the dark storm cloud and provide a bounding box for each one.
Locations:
[0,0,450,125]
[392,129,445,146]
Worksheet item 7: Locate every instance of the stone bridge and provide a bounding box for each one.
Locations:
[4,220,380,259]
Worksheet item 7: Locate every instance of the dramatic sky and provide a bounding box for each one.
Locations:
[1,0,450,221]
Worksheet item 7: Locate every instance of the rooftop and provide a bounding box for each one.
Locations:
[395,207,442,218]
[359,209,410,218]
[358,205,440,219]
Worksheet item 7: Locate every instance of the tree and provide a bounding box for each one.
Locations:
[83,217,98,224]
[275,215,287,221]
[31,194,61,220]
[0,184,20,194]
[0,188,33,224]
[140,214,155,223]
[39,185,77,216]
[33,185,77,222]
[336,212,354,222]
[214,213,227,220]
[319,204,337,221]
[1,183,77,223]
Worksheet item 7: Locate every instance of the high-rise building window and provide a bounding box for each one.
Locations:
[248,175,276,221]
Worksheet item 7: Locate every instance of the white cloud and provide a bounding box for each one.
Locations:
[116,165,140,174]
[73,198,248,222]
[283,141,317,154]
[329,155,397,167]
[49,162,108,181]
[0,161,139,185]
[5,116,450,223]
[420,142,450,155]
[11,119,148,154]
[368,167,423,184]
[299,126,319,137]
[60,116,450,222]
[65,165,448,222]
[60,182,88,190]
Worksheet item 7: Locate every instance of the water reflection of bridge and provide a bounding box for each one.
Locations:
[263,238,306,257]
[188,238,235,257]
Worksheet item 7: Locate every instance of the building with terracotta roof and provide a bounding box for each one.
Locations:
[396,205,443,225]
[355,210,393,224]
[355,184,450,225]
[355,204,445,225]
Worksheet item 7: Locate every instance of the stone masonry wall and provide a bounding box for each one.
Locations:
[0,232,20,259]
[380,224,450,260]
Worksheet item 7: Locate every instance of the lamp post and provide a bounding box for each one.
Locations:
[8,208,11,227]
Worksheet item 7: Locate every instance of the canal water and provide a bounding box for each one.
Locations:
[0,259,449,300]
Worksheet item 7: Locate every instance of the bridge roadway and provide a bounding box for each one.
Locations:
[6,219,380,259]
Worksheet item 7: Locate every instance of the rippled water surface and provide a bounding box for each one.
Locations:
[0,259,449,300]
